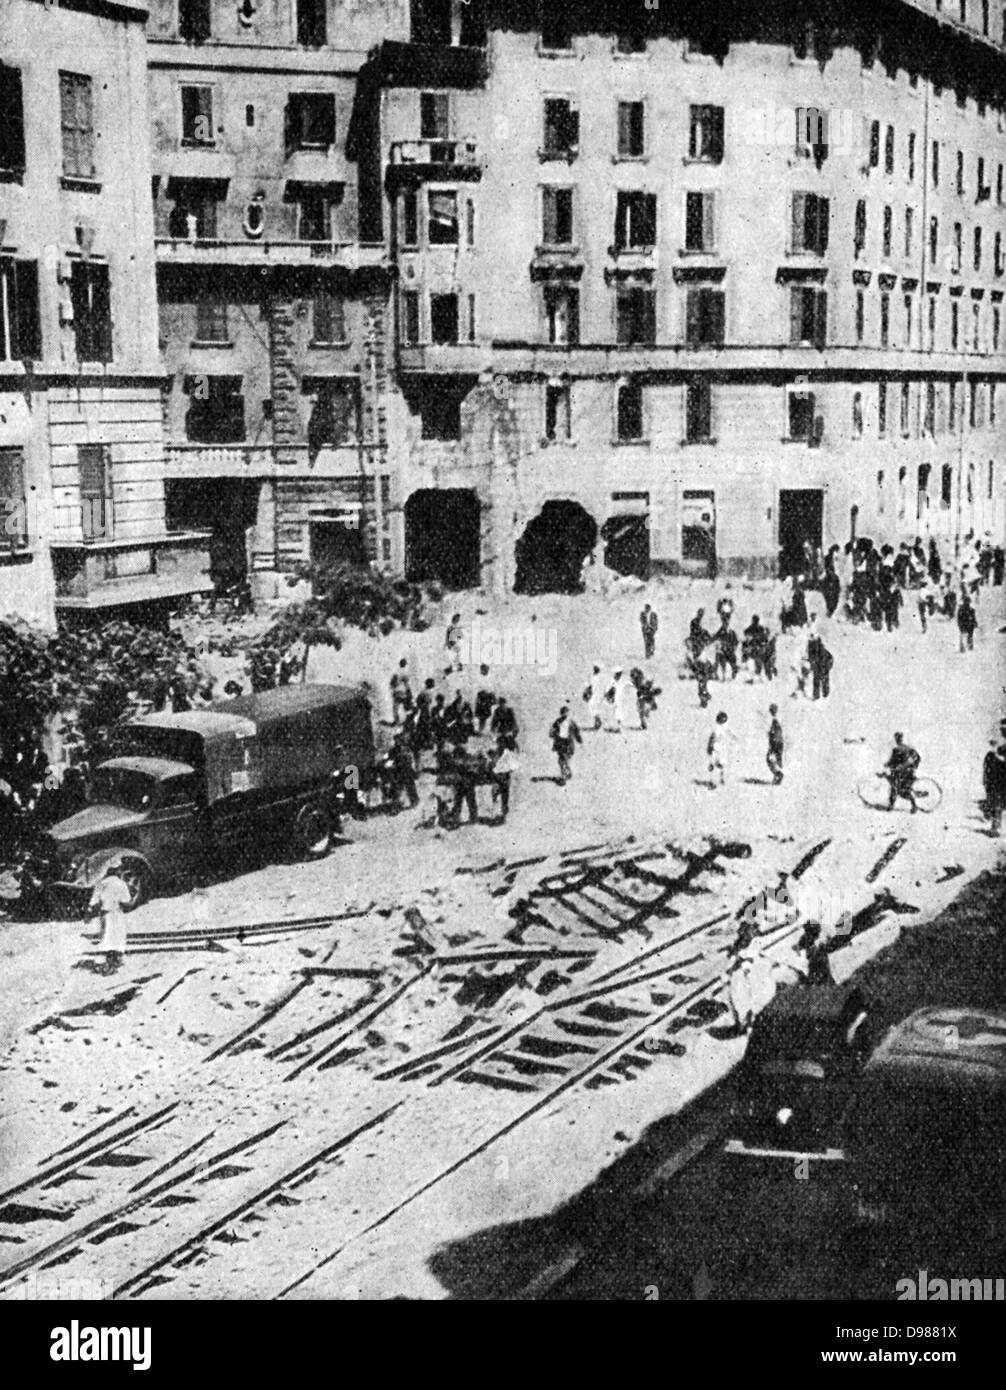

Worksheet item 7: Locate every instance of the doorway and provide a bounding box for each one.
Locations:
[404,488,480,589]
[680,490,717,577]
[778,488,824,578]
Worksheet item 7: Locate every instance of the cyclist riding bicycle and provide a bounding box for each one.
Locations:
[884,731,921,813]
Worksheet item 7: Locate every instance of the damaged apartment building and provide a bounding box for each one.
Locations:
[0,0,211,630]
[358,0,1006,591]
[147,0,404,599]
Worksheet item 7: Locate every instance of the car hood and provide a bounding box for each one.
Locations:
[47,803,147,846]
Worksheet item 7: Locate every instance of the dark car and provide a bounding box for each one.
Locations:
[723,984,872,1169]
[844,1006,1006,1255]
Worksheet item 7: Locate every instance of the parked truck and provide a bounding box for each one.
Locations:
[30,685,376,912]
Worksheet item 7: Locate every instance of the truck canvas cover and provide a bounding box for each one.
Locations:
[124,686,371,804]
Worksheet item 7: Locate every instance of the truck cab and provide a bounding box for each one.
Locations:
[34,685,374,912]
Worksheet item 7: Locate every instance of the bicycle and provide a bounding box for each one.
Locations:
[856,769,943,814]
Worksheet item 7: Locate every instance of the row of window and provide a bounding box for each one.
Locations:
[177,0,328,46]
[852,378,998,440]
[855,287,1003,353]
[538,98,725,163]
[175,374,359,447]
[179,86,340,154]
[0,257,111,364]
[187,289,346,346]
[164,180,347,243]
[866,121,1005,204]
[855,199,1006,275]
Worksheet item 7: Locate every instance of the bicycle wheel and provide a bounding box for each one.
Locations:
[913,777,943,813]
[857,774,891,811]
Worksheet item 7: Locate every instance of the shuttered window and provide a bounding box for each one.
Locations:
[685,380,713,441]
[617,101,644,157]
[685,288,725,346]
[689,105,724,162]
[178,0,211,42]
[59,72,95,180]
[285,94,335,152]
[181,85,214,145]
[69,261,112,363]
[790,287,828,347]
[791,193,830,254]
[313,290,345,344]
[0,259,41,361]
[616,286,656,344]
[685,191,716,252]
[542,187,573,245]
[0,64,26,174]
[195,290,228,342]
[543,98,579,156]
[78,443,112,542]
[0,447,27,548]
[614,191,656,249]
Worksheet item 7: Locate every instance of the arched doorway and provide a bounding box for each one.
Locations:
[514,500,597,594]
[404,489,481,589]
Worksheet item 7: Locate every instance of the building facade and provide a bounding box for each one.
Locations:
[0,0,210,629]
[363,0,1006,591]
[146,0,405,599]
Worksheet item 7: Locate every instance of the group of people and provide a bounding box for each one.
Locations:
[384,658,521,827]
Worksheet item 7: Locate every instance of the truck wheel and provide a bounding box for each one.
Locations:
[292,804,331,860]
[115,860,149,911]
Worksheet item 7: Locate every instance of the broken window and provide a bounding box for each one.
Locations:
[855,289,865,344]
[60,72,95,180]
[0,258,41,361]
[941,464,953,507]
[879,381,888,436]
[616,286,656,344]
[689,105,724,163]
[974,226,983,271]
[194,290,228,343]
[685,379,712,442]
[542,186,573,245]
[880,292,890,347]
[545,381,572,441]
[917,464,932,519]
[616,380,644,440]
[0,64,25,175]
[882,204,893,259]
[614,192,657,249]
[420,92,450,141]
[791,192,830,254]
[401,290,420,344]
[430,292,458,344]
[296,0,326,47]
[297,189,332,241]
[929,215,939,265]
[869,119,880,169]
[925,382,936,434]
[178,0,211,43]
[70,261,112,362]
[790,286,827,346]
[401,190,419,246]
[854,199,867,257]
[0,447,27,548]
[543,98,579,157]
[685,191,716,252]
[78,443,112,541]
[787,390,816,441]
[168,181,218,239]
[617,101,645,157]
[884,124,895,174]
[285,94,335,151]
[901,381,911,435]
[795,107,828,162]
[685,287,725,346]
[181,85,213,145]
[307,378,356,452]
[428,190,459,244]
[905,207,914,258]
[185,375,244,443]
[616,29,646,55]
[313,290,345,343]
[544,285,579,344]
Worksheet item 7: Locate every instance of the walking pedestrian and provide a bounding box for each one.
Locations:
[89,871,131,975]
[445,613,464,670]
[767,704,784,785]
[584,664,604,731]
[491,736,519,823]
[606,669,628,732]
[490,696,519,748]
[807,630,833,700]
[390,659,412,725]
[640,604,658,659]
[550,704,582,784]
[957,592,978,652]
[707,711,738,788]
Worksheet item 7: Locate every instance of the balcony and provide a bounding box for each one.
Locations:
[398,343,489,373]
[165,443,364,479]
[155,239,387,270]
[52,532,212,611]
[387,140,483,185]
